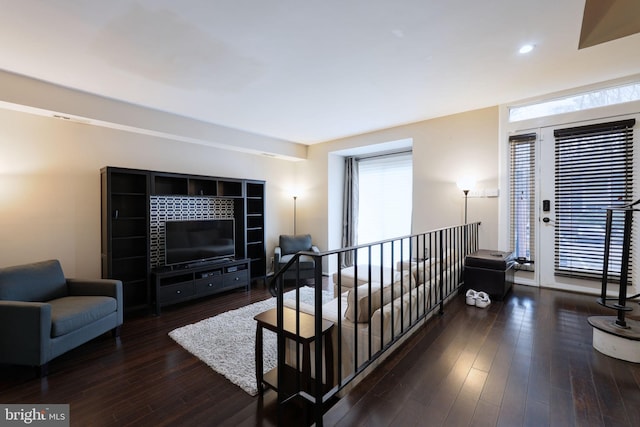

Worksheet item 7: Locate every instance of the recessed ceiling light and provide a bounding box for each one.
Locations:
[519,44,534,54]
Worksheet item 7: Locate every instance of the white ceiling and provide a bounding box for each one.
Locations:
[1,0,640,144]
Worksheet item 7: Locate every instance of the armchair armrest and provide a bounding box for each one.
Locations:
[274,246,282,272]
[67,278,122,299]
[0,301,52,366]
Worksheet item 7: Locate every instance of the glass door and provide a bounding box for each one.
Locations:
[538,116,638,294]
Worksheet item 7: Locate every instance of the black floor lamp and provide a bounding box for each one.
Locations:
[293,195,297,234]
[457,178,475,224]
[457,178,475,258]
[462,189,470,224]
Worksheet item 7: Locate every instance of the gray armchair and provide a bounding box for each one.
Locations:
[274,234,320,284]
[0,259,123,376]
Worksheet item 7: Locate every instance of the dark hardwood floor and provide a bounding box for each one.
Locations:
[1,281,639,426]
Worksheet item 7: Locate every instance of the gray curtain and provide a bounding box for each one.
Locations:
[342,156,358,267]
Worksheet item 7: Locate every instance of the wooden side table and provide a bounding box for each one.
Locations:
[254,306,334,397]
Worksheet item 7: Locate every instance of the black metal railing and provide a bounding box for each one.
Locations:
[267,222,480,426]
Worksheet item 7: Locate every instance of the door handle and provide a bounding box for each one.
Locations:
[542,217,554,223]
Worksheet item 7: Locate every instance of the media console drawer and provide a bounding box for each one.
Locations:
[223,270,249,288]
[195,275,224,294]
[158,282,195,303]
[152,259,251,315]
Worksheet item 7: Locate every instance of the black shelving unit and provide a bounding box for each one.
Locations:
[246,181,266,280]
[101,168,150,313]
[101,167,266,312]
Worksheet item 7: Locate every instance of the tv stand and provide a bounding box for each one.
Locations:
[181,258,231,270]
[151,258,250,315]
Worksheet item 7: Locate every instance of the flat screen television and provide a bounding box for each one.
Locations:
[165,219,235,266]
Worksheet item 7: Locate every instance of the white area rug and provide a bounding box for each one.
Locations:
[168,287,332,396]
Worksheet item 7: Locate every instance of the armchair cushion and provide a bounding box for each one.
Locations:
[49,296,118,337]
[279,234,313,255]
[278,254,316,270]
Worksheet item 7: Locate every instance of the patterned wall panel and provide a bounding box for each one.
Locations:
[150,196,234,267]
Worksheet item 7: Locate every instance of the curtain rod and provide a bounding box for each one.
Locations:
[355,149,412,161]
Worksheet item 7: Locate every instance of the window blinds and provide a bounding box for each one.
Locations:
[509,133,536,269]
[356,151,413,266]
[553,119,635,280]
[357,151,413,244]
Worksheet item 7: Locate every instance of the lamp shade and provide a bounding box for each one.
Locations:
[456,177,476,192]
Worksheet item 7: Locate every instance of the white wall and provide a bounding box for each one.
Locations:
[0,90,501,281]
[303,107,500,275]
[410,107,499,240]
[0,108,296,277]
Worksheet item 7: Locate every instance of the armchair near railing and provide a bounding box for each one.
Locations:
[274,234,320,284]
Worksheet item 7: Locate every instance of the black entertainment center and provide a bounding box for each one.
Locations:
[101,166,265,314]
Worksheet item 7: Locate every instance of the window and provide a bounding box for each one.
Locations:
[554,119,635,280]
[509,81,640,122]
[509,133,536,270]
[357,152,412,266]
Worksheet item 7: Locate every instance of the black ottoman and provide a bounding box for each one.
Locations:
[464,249,515,300]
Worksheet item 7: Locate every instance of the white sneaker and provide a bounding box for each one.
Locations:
[465,289,478,306]
[475,291,491,308]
